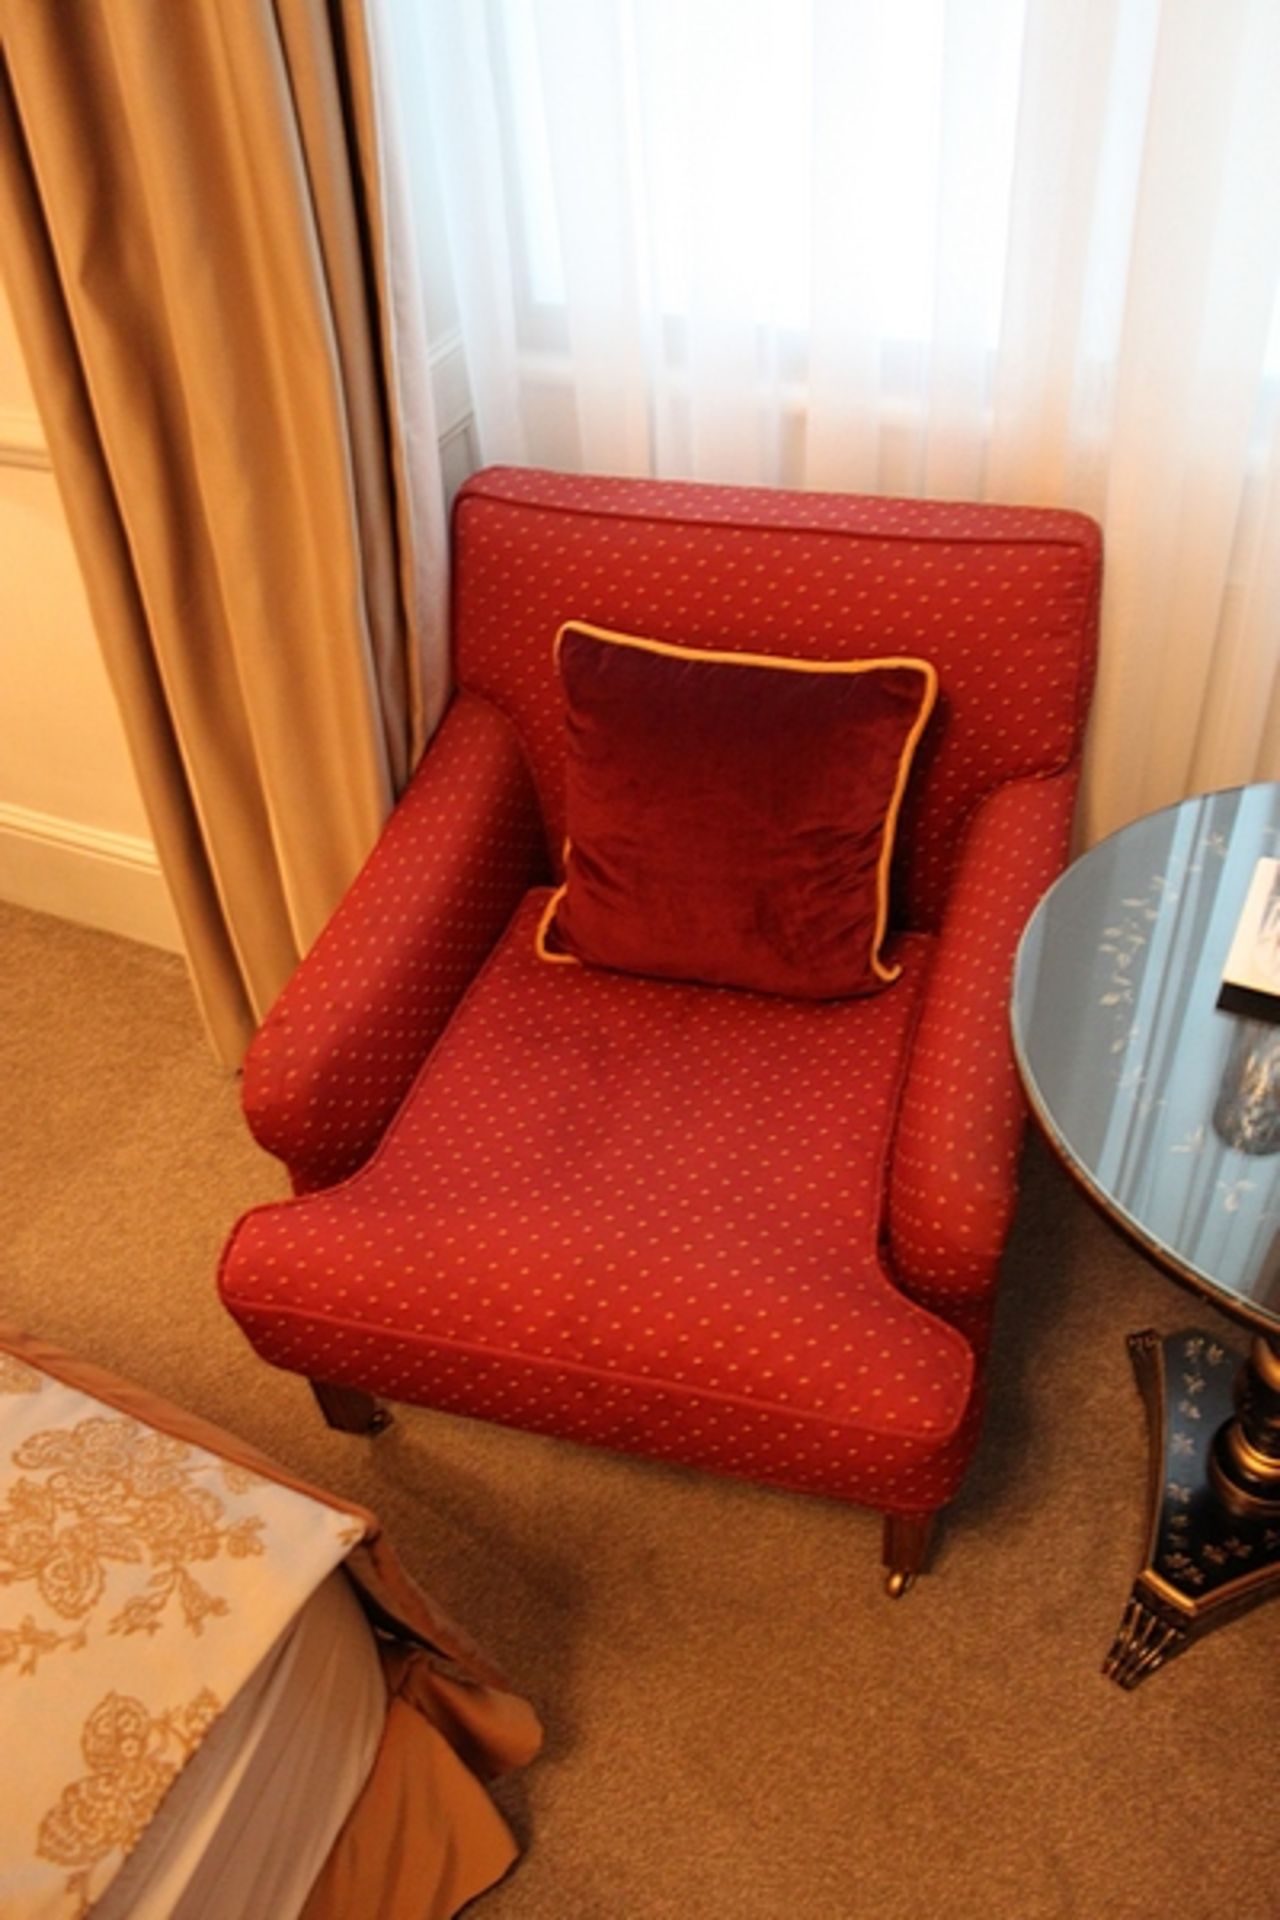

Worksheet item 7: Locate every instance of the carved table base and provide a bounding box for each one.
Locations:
[1104,1328,1280,1688]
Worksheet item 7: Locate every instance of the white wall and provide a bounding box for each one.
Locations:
[0,289,183,950]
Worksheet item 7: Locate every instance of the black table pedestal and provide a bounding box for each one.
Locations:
[1104,1326,1280,1687]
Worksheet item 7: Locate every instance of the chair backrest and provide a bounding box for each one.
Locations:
[452,466,1101,930]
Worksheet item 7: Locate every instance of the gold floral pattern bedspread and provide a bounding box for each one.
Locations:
[0,1351,363,1918]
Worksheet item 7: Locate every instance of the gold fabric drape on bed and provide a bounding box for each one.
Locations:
[0,0,448,1062]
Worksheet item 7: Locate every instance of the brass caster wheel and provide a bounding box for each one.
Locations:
[885,1569,916,1599]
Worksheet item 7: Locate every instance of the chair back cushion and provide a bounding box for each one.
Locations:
[452,467,1101,930]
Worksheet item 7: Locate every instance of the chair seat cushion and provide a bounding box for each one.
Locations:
[221,894,974,1510]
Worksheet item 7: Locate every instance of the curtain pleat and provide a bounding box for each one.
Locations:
[0,0,447,1062]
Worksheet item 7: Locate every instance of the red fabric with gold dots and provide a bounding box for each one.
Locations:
[241,692,548,1193]
[222,894,974,1509]
[452,468,1099,929]
[220,469,1100,1527]
[889,769,1082,1357]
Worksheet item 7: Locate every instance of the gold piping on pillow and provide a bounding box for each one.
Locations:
[538,622,938,991]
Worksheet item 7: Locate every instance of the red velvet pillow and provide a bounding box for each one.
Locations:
[536,623,937,999]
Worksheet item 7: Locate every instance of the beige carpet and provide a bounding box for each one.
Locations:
[3,899,1276,1920]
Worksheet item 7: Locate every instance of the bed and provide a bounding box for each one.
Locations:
[0,1323,541,1919]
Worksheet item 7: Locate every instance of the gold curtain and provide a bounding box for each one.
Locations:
[0,0,449,1063]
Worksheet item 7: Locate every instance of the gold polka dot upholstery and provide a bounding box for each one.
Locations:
[241,690,549,1195]
[452,469,1099,930]
[219,469,1100,1537]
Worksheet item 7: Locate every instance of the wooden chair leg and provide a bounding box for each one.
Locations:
[309,1379,393,1435]
[881,1511,938,1598]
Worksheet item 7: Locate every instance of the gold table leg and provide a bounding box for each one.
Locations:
[1104,1328,1280,1688]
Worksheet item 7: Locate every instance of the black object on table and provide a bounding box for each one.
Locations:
[1012,783,1280,1687]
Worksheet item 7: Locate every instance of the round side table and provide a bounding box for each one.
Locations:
[1012,783,1280,1687]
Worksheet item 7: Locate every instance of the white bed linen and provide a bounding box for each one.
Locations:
[91,1570,386,1920]
[0,1352,367,1920]
[0,1326,540,1920]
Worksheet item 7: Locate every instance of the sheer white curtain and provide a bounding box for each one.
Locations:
[406,0,1280,844]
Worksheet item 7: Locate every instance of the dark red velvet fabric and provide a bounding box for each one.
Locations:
[543,623,936,998]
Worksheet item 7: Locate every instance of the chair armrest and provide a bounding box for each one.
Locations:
[242,691,547,1192]
[888,768,1080,1334]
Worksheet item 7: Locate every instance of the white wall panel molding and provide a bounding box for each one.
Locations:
[428,328,471,438]
[429,330,479,502]
[0,802,182,952]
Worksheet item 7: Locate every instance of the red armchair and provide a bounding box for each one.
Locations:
[219,467,1100,1591]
